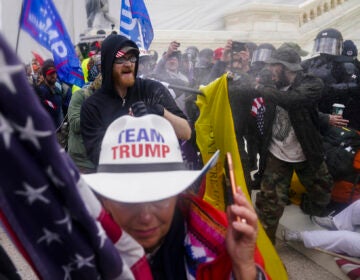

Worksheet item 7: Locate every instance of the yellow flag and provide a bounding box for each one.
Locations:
[195,74,288,280]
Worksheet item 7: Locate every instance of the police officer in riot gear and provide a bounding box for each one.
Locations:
[337,40,360,130]
[302,28,360,129]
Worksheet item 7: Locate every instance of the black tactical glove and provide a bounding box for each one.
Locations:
[131,101,148,117]
[148,104,164,116]
[131,101,165,117]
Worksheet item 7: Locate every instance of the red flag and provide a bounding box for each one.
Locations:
[31,51,44,66]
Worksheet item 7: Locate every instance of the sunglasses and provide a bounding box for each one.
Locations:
[114,56,137,65]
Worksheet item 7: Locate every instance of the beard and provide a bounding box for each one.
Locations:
[113,68,136,88]
[119,74,135,87]
[46,77,57,86]
[275,68,290,89]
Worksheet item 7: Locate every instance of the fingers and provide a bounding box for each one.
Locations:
[228,188,258,238]
[169,41,180,52]
[329,114,349,127]
[225,39,232,50]
[222,40,232,61]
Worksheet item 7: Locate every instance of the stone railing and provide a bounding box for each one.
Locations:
[152,0,360,56]
[299,0,348,26]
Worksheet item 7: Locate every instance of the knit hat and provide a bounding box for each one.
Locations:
[265,46,303,71]
[83,115,219,203]
[342,40,358,57]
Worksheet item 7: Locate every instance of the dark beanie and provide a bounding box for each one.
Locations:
[342,40,358,57]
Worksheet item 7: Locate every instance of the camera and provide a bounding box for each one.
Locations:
[232,41,247,52]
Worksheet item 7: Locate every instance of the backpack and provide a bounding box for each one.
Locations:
[325,126,360,204]
[323,126,360,180]
[331,163,360,204]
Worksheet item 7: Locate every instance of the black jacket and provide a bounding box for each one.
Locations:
[256,72,325,173]
[80,35,187,165]
[302,55,360,122]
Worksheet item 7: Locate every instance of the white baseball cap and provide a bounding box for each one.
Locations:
[83,115,219,203]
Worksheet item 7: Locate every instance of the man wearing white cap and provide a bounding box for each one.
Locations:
[83,114,268,280]
[81,34,191,167]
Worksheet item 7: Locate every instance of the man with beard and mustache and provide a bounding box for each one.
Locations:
[36,59,65,129]
[80,34,191,167]
[252,46,334,244]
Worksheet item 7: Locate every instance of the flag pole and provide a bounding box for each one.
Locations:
[15,0,25,54]
[167,84,203,95]
[137,21,145,49]
[30,55,35,76]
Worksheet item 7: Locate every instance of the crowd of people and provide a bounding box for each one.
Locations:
[5,26,360,278]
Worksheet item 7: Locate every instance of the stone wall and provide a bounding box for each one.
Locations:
[151,0,360,58]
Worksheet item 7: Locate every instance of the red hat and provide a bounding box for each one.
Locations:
[115,46,139,58]
[213,47,224,61]
[42,59,57,76]
[45,67,56,76]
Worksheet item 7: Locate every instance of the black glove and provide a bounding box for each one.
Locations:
[131,101,148,117]
[148,104,164,116]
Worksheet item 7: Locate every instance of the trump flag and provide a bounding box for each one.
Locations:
[20,0,84,87]
[120,0,154,50]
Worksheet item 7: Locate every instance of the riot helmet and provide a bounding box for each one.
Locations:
[312,28,343,56]
[251,43,275,65]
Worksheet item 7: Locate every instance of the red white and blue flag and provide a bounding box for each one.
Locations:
[0,33,150,279]
[251,97,265,135]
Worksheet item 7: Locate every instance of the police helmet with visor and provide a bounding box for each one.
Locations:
[312,28,343,56]
[251,43,276,66]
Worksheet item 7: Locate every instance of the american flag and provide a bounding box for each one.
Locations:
[0,34,150,279]
[251,97,265,135]
[335,258,360,280]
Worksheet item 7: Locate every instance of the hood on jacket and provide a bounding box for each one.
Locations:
[100,34,140,93]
